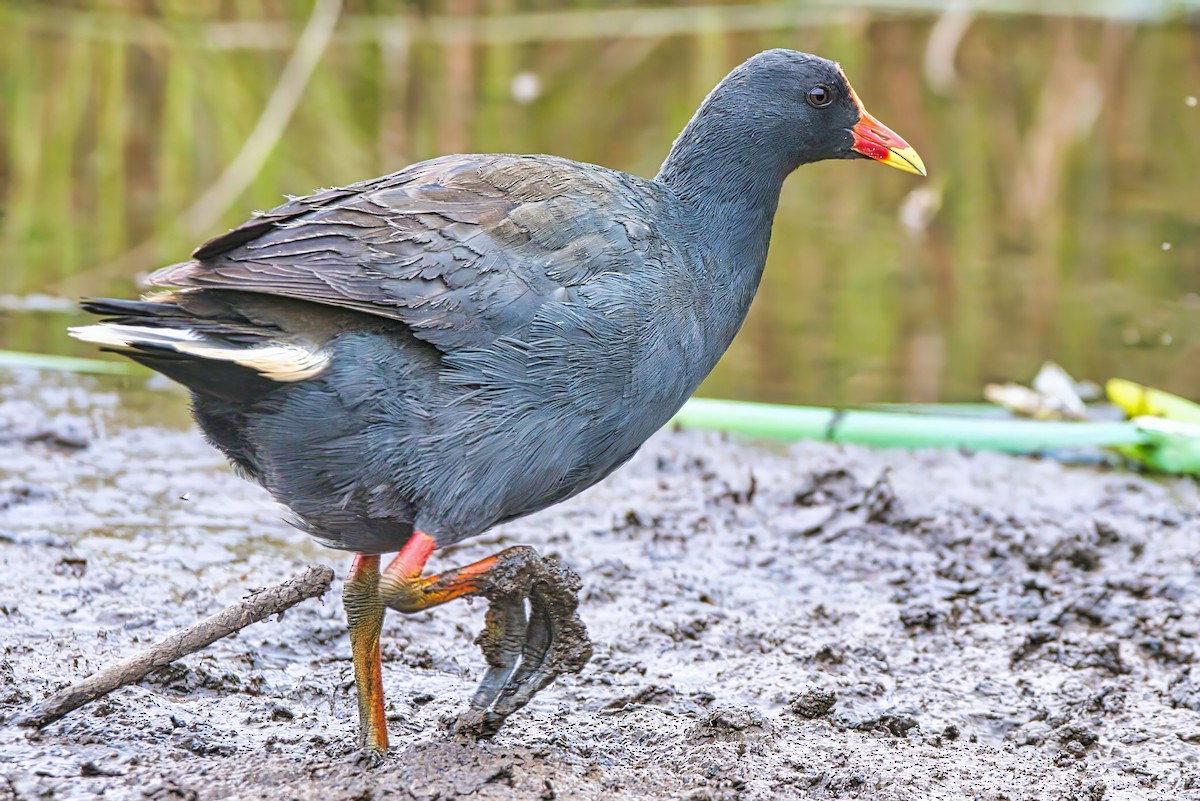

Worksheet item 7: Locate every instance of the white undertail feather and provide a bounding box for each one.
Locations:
[67,323,329,381]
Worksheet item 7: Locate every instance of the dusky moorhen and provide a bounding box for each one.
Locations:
[71,49,924,760]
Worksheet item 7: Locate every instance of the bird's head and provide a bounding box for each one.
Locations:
[719,49,926,177]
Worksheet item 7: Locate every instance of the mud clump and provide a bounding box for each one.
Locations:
[450,545,593,739]
[1,377,1199,799]
[786,687,836,719]
[1168,667,1200,711]
[691,705,776,743]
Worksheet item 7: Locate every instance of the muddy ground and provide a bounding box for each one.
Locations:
[1,370,1199,801]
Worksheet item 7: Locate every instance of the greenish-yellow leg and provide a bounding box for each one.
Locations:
[343,553,387,763]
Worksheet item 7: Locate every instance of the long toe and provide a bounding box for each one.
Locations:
[376,536,592,738]
[468,592,528,710]
[455,550,593,738]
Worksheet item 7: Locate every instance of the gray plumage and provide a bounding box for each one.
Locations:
[74,50,872,554]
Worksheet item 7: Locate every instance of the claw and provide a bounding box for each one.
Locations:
[455,548,592,738]
[468,591,527,709]
[353,743,387,768]
[377,536,593,739]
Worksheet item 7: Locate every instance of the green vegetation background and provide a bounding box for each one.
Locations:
[1,1,1196,405]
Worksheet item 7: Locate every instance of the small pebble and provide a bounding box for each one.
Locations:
[788,687,837,719]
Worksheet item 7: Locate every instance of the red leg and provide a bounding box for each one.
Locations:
[379,532,501,613]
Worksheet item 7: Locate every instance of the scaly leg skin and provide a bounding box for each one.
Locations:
[379,532,593,739]
[343,554,388,765]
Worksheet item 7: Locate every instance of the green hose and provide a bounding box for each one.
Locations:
[674,397,1200,475]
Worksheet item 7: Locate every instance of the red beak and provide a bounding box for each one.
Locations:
[850,108,926,176]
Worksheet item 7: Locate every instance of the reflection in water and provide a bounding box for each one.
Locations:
[0,4,1196,406]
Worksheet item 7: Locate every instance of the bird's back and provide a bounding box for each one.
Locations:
[78,153,728,552]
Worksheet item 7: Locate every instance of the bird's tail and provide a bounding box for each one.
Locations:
[69,295,329,403]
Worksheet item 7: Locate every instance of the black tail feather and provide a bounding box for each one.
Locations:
[77,295,287,404]
[115,345,281,404]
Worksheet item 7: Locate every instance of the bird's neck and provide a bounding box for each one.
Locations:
[655,110,793,355]
[656,114,791,248]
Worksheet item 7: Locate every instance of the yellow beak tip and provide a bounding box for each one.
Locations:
[887,146,927,177]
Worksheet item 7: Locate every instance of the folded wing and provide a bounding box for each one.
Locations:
[150,154,668,353]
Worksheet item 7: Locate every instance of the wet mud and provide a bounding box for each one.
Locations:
[1,371,1199,800]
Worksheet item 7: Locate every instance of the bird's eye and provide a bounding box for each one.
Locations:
[806,85,833,108]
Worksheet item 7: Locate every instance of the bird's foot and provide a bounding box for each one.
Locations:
[353,744,388,768]
[451,546,592,738]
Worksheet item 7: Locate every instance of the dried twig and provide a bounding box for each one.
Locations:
[17,564,335,729]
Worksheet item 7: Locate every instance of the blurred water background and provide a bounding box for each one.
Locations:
[0,0,1197,406]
